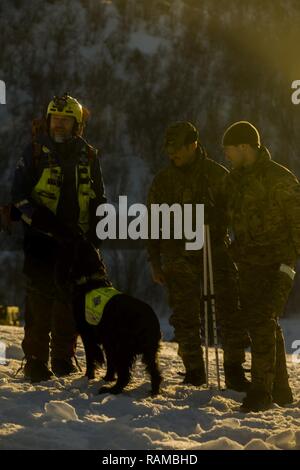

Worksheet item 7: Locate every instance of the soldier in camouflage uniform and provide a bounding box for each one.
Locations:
[147,122,249,388]
[222,121,300,411]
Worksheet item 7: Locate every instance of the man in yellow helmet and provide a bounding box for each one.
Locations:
[11,94,106,382]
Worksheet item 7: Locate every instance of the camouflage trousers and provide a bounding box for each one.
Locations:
[22,264,77,363]
[162,244,248,373]
[238,262,294,394]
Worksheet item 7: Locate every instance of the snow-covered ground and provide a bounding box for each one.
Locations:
[0,323,299,450]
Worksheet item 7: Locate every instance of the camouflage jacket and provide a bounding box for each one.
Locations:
[147,146,229,267]
[224,147,300,265]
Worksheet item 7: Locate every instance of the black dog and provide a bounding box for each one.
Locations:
[62,239,162,396]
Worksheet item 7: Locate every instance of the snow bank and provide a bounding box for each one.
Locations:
[0,325,299,450]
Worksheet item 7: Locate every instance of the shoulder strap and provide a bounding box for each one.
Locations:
[87,143,98,162]
[77,138,98,166]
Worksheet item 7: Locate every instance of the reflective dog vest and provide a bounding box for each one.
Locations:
[85,286,121,325]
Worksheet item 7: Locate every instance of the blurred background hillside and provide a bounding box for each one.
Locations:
[0,0,300,318]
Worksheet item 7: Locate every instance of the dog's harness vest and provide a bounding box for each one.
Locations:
[85,286,121,325]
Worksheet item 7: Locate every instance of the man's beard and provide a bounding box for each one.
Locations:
[51,129,72,143]
[53,134,65,143]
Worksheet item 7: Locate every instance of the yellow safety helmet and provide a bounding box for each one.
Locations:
[46,93,83,125]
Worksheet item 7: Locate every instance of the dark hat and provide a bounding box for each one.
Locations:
[164,121,199,153]
[222,121,261,147]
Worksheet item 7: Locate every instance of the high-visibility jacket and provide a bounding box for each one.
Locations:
[31,143,96,233]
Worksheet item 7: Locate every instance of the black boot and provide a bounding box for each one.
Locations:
[224,363,251,392]
[273,385,293,406]
[24,357,54,383]
[182,368,206,387]
[51,358,78,377]
[240,389,273,412]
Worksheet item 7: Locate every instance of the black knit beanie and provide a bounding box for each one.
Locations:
[222,121,261,147]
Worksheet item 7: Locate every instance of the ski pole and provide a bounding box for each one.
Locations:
[203,225,209,388]
[206,225,221,390]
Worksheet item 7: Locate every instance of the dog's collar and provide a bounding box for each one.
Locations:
[76,272,107,286]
